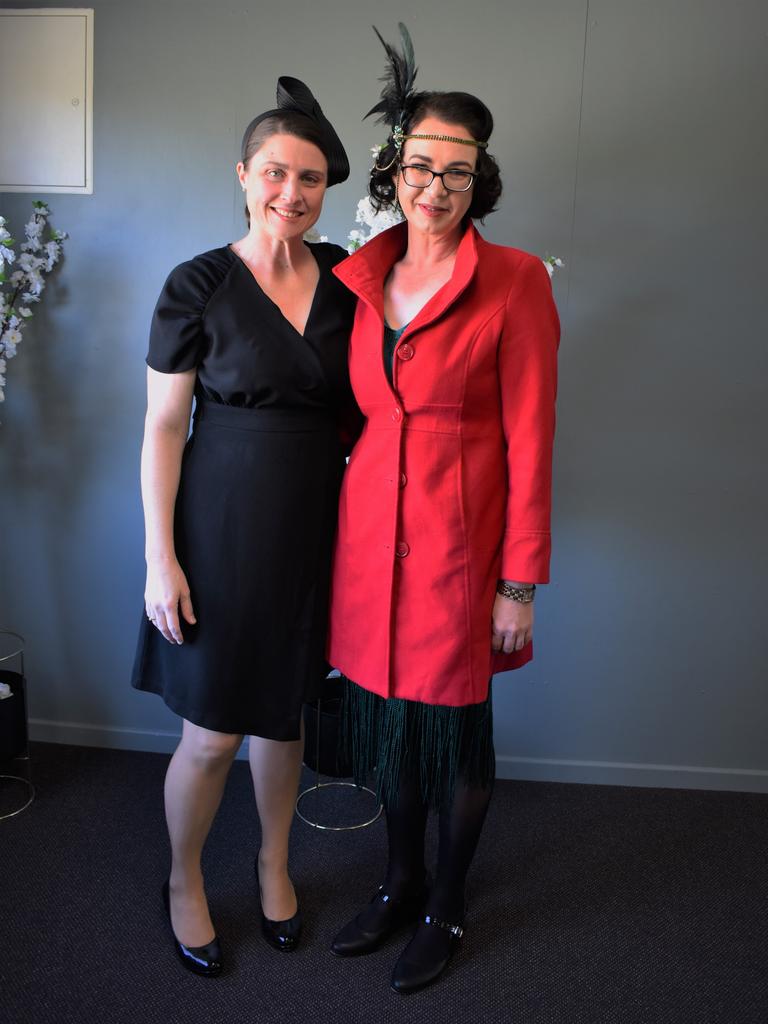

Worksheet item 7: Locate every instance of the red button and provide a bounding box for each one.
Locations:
[392,407,402,422]
[396,541,410,557]
[397,343,414,361]
[399,472,407,488]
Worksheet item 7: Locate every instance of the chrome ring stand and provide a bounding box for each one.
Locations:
[295,697,382,831]
[0,630,35,822]
[0,775,35,821]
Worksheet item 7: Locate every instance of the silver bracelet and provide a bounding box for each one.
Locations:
[496,581,536,603]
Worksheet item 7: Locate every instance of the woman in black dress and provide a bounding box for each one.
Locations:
[131,78,355,975]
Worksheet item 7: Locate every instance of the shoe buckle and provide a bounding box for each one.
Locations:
[424,914,463,938]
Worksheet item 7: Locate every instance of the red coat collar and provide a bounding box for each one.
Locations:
[333,220,481,331]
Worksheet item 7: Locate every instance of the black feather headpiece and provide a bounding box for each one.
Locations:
[364,22,418,136]
[364,24,487,163]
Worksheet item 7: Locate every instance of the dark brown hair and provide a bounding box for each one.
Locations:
[369,91,502,221]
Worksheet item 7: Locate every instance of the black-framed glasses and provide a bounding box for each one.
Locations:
[400,164,477,193]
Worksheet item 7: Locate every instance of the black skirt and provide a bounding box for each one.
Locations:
[131,400,344,740]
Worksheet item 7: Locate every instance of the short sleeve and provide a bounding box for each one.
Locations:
[147,259,212,373]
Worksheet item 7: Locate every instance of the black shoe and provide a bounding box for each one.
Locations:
[331,880,429,957]
[255,857,302,952]
[390,915,463,994]
[161,880,223,977]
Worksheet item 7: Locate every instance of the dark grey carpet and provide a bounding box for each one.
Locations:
[0,743,766,1024]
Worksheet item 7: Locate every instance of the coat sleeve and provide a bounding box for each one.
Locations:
[497,256,560,583]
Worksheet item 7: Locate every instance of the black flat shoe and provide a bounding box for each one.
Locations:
[161,880,223,977]
[390,915,463,994]
[331,880,429,957]
[254,857,302,952]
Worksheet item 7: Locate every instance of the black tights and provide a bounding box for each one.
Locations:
[383,769,495,922]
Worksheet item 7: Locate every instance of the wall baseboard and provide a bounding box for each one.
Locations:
[29,719,768,793]
[495,755,768,793]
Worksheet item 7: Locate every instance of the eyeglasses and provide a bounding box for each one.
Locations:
[400,164,477,193]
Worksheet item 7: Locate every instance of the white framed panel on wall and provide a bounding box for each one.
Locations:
[0,8,94,194]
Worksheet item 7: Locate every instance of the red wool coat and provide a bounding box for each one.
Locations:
[328,222,560,706]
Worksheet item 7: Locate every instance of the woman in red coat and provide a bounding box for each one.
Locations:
[328,27,560,994]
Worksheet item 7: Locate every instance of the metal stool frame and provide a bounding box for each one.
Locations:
[295,696,382,831]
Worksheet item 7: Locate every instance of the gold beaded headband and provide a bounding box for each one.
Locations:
[393,126,488,150]
[374,125,488,171]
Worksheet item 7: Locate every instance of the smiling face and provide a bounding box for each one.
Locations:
[394,116,478,238]
[237,133,328,240]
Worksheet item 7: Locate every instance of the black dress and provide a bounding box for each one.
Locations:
[131,242,357,740]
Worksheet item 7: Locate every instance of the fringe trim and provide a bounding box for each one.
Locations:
[340,676,495,809]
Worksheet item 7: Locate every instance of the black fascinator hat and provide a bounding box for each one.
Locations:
[240,76,349,187]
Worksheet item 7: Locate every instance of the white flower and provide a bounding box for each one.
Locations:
[21,291,41,304]
[0,373,5,387]
[0,358,6,373]
[0,225,10,242]
[302,228,329,244]
[6,315,19,331]
[10,270,24,285]
[354,197,377,228]
[0,245,15,264]
[25,272,44,296]
[542,255,564,278]
[18,252,39,273]
[1,328,22,357]
[18,307,33,318]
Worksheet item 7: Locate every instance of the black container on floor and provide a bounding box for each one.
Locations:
[302,675,351,778]
[0,669,27,762]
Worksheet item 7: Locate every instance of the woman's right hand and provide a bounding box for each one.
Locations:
[144,556,196,645]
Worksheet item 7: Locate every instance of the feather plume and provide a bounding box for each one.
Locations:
[364,22,418,128]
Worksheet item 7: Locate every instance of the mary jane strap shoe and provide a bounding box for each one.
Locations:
[390,914,464,994]
[161,880,223,977]
[331,881,428,957]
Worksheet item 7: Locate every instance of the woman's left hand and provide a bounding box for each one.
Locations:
[491,594,533,654]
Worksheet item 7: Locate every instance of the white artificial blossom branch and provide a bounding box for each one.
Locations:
[0,201,68,408]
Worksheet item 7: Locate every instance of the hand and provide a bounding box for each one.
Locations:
[491,594,533,654]
[144,556,196,645]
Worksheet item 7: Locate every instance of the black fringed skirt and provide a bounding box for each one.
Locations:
[340,676,495,809]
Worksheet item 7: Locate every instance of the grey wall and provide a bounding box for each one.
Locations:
[1,0,765,791]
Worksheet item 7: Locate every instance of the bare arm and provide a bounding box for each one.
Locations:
[141,366,196,644]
